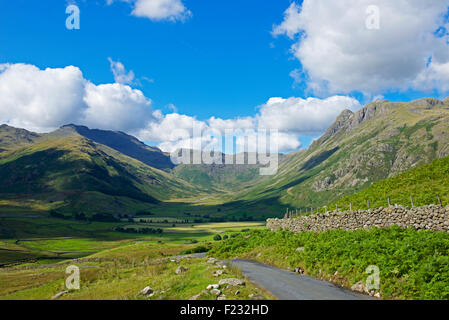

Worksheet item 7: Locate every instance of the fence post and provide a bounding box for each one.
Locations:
[350,202,352,212]
[367,200,370,209]
[437,195,442,207]
[410,196,414,208]
[388,197,391,208]
[336,204,338,212]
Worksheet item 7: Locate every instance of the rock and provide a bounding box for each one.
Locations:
[351,281,368,294]
[207,258,217,264]
[217,295,226,300]
[218,278,246,287]
[374,292,381,299]
[296,247,305,252]
[176,266,187,274]
[52,290,69,300]
[293,267,304,274]
[234,290,240,296]
[140,286,154,296]
[248,294,265,300]
[207,284,220,290]
[210,289,221,296]
[189,293,202,300]
[213,269,226,277]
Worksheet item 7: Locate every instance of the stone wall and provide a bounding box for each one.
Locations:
[266,205,449,233]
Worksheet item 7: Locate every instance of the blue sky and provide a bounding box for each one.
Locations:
[0,0,300,119]
[0,1,448,152]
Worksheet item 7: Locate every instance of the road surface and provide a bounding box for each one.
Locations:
[228,260,373,300]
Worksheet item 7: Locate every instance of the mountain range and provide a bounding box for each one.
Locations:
[1,97,449,219]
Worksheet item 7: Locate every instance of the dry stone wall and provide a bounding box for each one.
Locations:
[266,205,449,233]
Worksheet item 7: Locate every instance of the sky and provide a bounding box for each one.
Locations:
[0,0,448,153]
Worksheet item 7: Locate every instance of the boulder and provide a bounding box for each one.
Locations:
[140,286,154,296]
[210,289,221,296]
[351,281,368,294]
[176,266,187,275]
[213,269,226,277]
[207,284,220,290]
[219,278,245,287]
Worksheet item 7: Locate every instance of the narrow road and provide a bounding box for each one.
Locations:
[228,260,373,300]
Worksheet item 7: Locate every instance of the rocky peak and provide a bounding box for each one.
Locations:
[310,109,354,148]
[412,98,443,108]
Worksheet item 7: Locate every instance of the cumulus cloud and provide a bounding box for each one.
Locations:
[257,96,361,136]
[137,95,361,153]
[82,82,153,131]
[0,63,153,133]
[108,0,191,22]
[0,62,361,153]
[273,0,449,95]
[0,63,87,132]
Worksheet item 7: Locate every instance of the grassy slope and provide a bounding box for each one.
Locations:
[0,135,204,216]
[0,242,272,300]
[210,228,449,300]
[224,99,449,211]
[333,154,449,210]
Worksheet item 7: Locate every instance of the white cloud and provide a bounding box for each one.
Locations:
[0,62,361,153]
[108,0,191,22]
[83,82,153,132]
[108,58,135,85]
[0,63,87,132]
[0,63,153,133]
[257,96,361,136]
[138,95,361,153]
[273,1,449,95]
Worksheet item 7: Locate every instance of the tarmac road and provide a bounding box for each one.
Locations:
[228,260,374,300]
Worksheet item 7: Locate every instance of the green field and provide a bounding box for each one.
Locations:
[0,241,273,300]
[0,209,265,267]
[210,227,449,300]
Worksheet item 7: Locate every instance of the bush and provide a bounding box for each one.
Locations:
[213,234,222,241]
[209,227,449,300]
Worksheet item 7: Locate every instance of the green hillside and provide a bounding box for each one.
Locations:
[0,133,202,218]
[226,98,449,211]
[332,154,449,211]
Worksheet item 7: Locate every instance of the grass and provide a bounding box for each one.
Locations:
[209,227,449,300]
[333,154,449,211]
[0,242,272,300]
[0,214,264,266]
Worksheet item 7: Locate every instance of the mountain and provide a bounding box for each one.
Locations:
[172,151,281,192]
[0,126,201,217]
[228,97,449,210]
[50,124,174,170]
[1,97,449,219]
[0,124,41,151]
[333,153,449,210]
